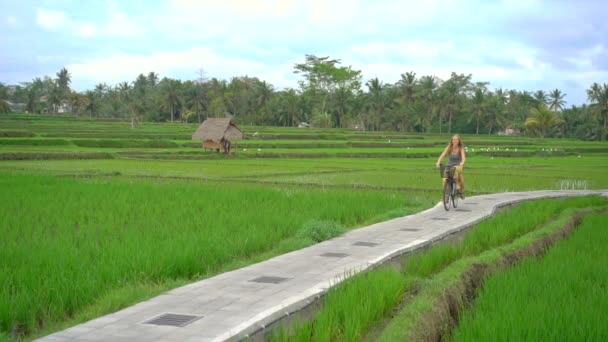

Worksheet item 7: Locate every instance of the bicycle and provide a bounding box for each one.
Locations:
[439,163,459,211]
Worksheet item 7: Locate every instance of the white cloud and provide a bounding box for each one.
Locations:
[67,47,298,89]
[170,0,297,18]
[351,40,456,61]
[35,7,144,39]
[36,8,68,30]
[76,22,97,38]
[36,7,97,38]
[104,11,145,38]
[7,16,18,27]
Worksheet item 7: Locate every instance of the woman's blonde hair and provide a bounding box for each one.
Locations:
[447,134,464,153]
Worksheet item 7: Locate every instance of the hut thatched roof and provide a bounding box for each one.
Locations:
[192,118,243,142]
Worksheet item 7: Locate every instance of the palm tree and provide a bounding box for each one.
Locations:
[83,90,97,118]
[548,89,566,112]
[164,79,182,122]
[117,81,140,127]
[483,92,507,135]
[147,72,159,87]
[56,68,71,107]
[48,82,61,113]
[586,83,608,136]
[533,90,548,106]
[525,104,564,138]
[417,75,438,132]
[470,84,488,134]
[69,91,81,115]
[438,73,470,134]
[397,72,416,130]
[366,77,385,131]
[397,71,417,104]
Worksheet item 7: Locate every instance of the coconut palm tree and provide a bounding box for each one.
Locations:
[548,88,566,112]
[586,83,608,136]
[56,68,71,107]
[417,75,438,132]
[438,73,471,134]
[533,90,548,106]
[525,104,564,138]
[470,83,488,134]
[397,71,417,104]
[164,79,182,122]
[365,77,385,131]
[147,72,159,87]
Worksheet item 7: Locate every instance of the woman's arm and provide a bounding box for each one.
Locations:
[436,145,449,166]
[460,147,466,166]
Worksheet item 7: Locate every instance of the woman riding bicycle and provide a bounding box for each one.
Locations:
[435,134,466,199]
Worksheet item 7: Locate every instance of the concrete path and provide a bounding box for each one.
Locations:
[38,190,607,342]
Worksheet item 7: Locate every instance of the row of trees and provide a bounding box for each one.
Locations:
[1,55,607,140]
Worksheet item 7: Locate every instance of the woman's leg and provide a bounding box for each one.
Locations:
[455,166,464,193]
[459,174,465,193]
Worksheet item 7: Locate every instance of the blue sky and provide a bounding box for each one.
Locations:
[1,0,607,105]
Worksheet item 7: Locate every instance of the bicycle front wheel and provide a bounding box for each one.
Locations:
[443,181,452,211]
[452,182,459,208]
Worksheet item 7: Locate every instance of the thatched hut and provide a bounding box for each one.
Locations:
[192,118,243,155]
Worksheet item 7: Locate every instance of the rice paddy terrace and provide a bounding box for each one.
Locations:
[1,114,607,341]
[1,114,607,193]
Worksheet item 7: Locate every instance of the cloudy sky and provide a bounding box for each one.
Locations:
[1,0,607,105]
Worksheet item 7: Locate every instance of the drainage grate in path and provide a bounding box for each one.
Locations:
[353,241,380,247]
[432,217,449,220]
[455,209,472,212]
[249,276,289,284]
[400,228,421,232]
[144,313,202,327]
[320,252,350,258]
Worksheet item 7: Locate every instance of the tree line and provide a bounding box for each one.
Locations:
[1,54,607,140]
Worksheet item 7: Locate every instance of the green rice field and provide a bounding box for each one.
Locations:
[1,113,607,340]
[452,212,608,341]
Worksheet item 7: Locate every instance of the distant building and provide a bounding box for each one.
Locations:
[5,100,25,112]
[498,127,521,136]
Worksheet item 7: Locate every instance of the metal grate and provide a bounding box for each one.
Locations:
[249,276,289,284]
[320,252,350,258]
[455,209,472,212]
[144,313,202,327]
[484,197,497,200]
[353,241,380,247]
[432,217,449,220]
[466,202,479,205]
[400,228,421,232]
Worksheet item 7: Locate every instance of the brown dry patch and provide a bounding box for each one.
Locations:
[408,212,585,342]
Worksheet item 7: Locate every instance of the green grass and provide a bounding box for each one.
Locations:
[0,172,426,339]
[2,114,607,340]
[451,212,608,341]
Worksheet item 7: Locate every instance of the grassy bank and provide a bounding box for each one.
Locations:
[451,212,608,341]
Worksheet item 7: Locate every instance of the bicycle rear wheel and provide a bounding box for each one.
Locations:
[443,181,452,211]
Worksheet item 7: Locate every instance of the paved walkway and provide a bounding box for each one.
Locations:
[38,190,607,342]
